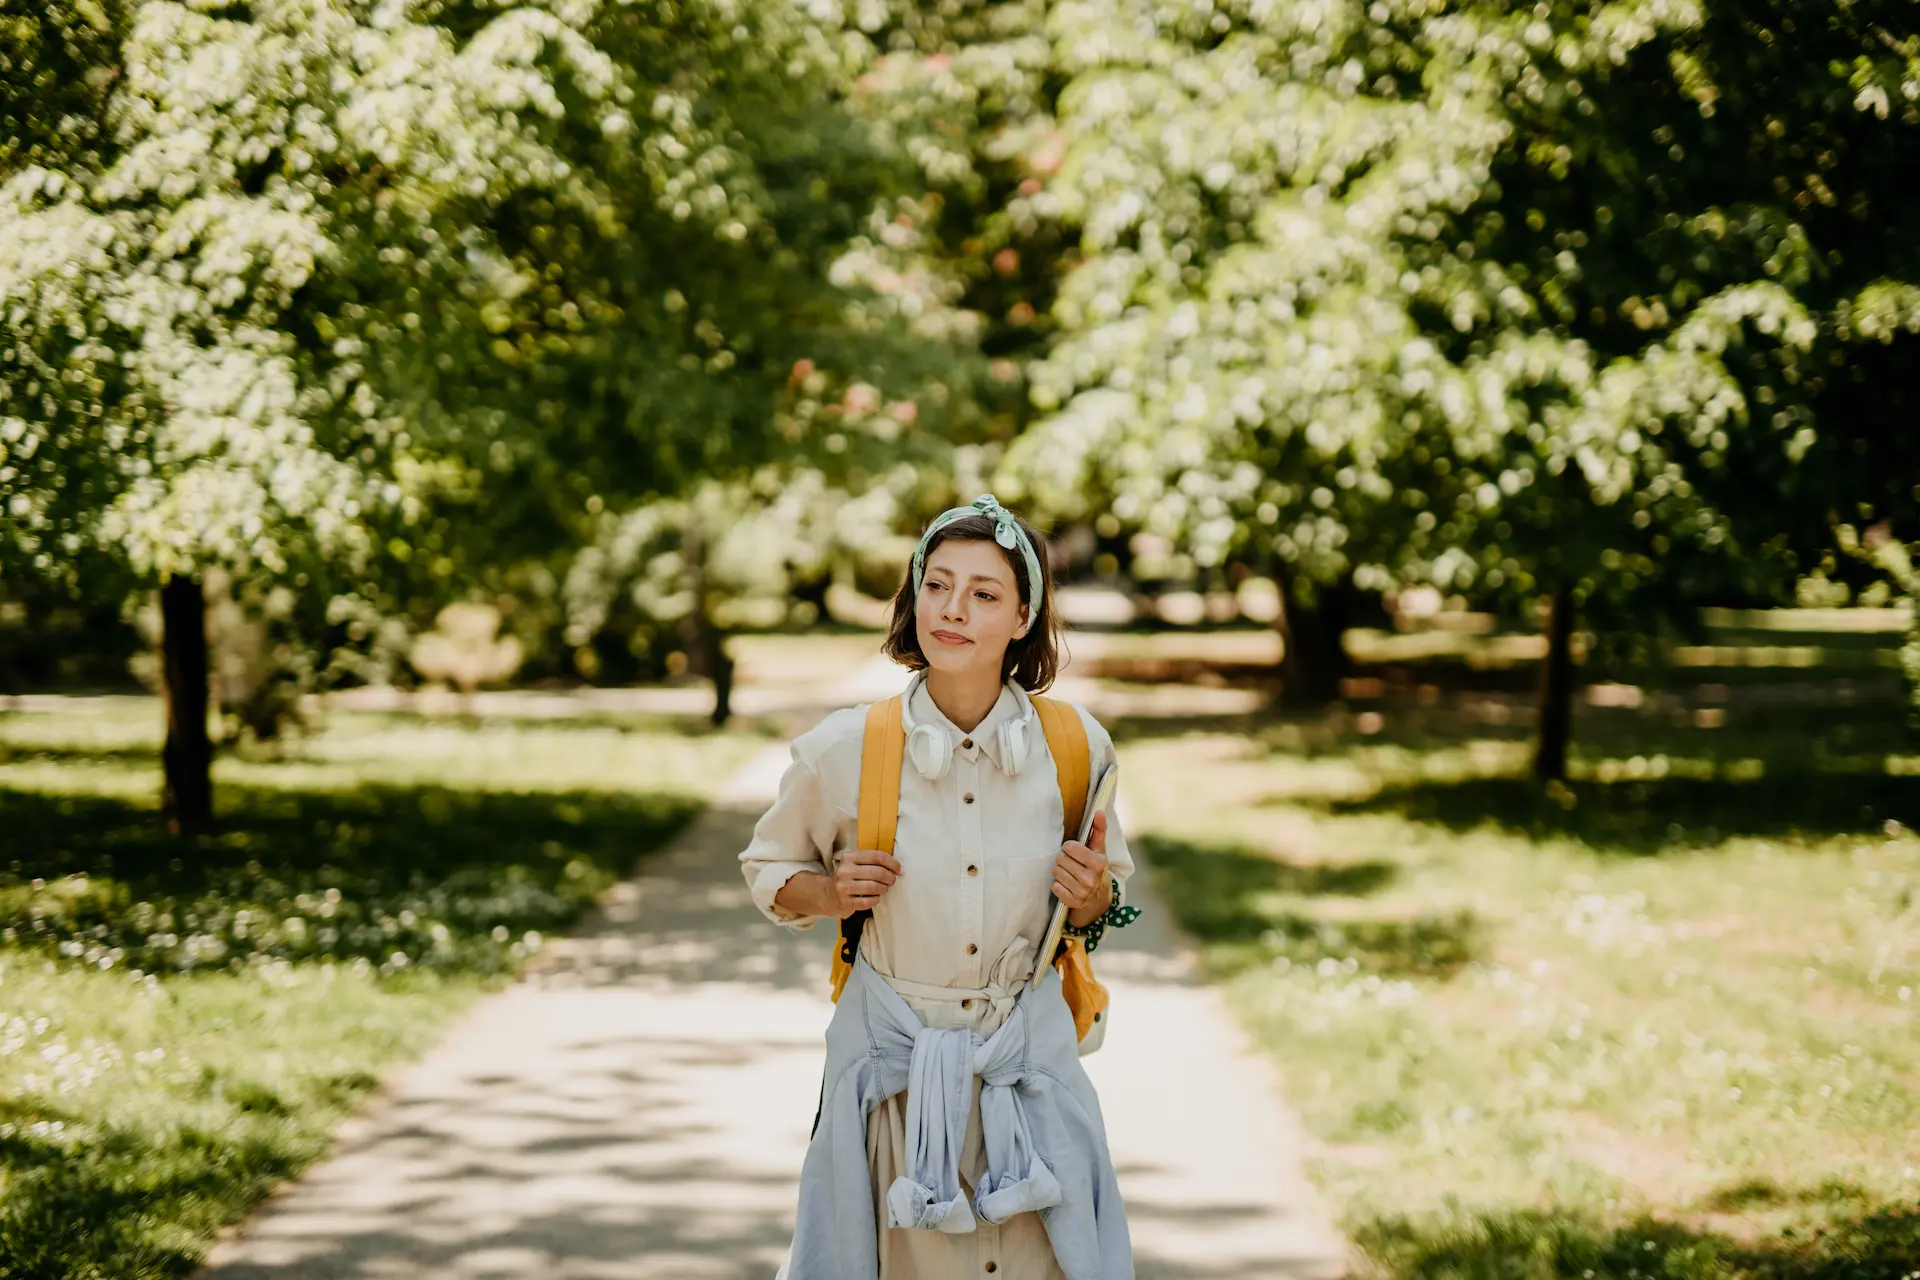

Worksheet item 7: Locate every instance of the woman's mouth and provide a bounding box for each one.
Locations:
[932,630,971,645]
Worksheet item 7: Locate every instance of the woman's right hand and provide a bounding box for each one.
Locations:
[832,849,902,916]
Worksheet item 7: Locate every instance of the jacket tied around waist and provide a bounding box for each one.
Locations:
[780,956,1133,1280]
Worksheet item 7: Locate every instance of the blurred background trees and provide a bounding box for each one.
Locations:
[1000,0,1920,772]
[6,8,1918,1276]
[1,0,962,824]
[3,0,1917,814]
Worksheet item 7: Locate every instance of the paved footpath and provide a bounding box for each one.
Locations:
[199,655,1348,1280]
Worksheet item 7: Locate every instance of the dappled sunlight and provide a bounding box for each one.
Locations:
[1334,772,1920,854]
[0,699,778,1277]
[1135,833,1477,982]
[1118,659,1920,1267]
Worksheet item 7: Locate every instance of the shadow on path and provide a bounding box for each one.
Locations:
[202,663,1350,1279]
[198,723,842,1279]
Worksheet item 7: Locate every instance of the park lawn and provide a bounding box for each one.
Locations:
[0,698,772,1280]
[1114,669,1920,1280]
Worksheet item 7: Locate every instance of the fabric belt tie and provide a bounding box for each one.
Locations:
[880,934,1035,1031]
[878,938,1063,1234]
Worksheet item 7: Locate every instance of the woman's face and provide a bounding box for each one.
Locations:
[915,538,1030,677]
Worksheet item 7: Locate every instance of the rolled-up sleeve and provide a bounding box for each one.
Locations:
[740,745,838,929]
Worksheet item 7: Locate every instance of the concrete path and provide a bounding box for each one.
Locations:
[197,654,1348,1280]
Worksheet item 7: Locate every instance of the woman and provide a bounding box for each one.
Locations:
[740,494,1137,1279]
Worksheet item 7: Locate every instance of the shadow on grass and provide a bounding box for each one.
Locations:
[311,704,790,740]
[1137,833,1479,980]
[1100,709,1268,745]
[0,1095,333,1280]
[2,781,702,975]
[1702,1175,1873,1215]
[1,776,721,1280]
[0,742,164,766]
[1357,1202,1920,1280]
[1325,772,1920,855]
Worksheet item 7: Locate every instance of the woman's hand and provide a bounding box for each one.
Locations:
[832,848,903,917]
[771,850,902,920]
[1054,809,1112,927]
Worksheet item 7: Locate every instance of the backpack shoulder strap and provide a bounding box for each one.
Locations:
[1030,693,1110,1044]
[857,695,906,856]
[831,695,904,1003]
[1028,694,1091,842]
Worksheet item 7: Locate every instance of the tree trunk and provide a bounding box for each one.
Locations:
[160,574,215,836]
[1533,587,1577,781]
[705,616,734,728]
[679,525,735,726]
[677,608,734,727]
[1276,573,1354,707]
[790,568,836,626]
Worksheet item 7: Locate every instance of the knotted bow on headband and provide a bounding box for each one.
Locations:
[910,493,1045,620]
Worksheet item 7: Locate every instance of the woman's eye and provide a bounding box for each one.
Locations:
[976,592,995,601]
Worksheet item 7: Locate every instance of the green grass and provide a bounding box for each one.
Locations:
[0,698,769,1279]
[1116,669,1920,1280]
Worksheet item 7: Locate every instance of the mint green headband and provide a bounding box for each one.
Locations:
[911,493,1045,620]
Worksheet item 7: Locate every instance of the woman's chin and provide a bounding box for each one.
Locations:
[923,643,985,673]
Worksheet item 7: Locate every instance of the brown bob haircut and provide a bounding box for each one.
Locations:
[880,509,1064,693]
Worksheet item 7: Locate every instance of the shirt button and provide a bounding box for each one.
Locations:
[985,1265,998,1274]
[966,943,978,955]
[960,998,974,1010]
[962,738,974,749]
[967,864,978,876]
[964,793,975,804]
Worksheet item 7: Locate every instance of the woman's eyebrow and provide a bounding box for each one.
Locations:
[928,570,1007,585]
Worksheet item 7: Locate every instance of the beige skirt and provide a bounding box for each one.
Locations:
[866,1084,1067,1280]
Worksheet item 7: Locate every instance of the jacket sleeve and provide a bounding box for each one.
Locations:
[739,742,841,930]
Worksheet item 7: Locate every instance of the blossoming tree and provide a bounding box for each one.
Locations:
[0,0,923,827]
[999,0,1920,771]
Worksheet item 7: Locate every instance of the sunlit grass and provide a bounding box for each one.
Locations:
[0,698,765,1279]
[1119,682,1920,1280]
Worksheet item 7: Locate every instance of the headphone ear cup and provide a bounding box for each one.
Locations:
[999,716,1030,776]
[906,722,952,781]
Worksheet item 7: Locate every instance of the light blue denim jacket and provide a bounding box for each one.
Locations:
[782,957,1133,1279]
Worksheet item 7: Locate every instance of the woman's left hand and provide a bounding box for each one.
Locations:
[1053,809,1112,917]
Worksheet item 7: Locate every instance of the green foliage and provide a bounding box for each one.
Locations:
[1000,0,1920,646]
[0,698,757,1278]
[1357,1205,1920,1280]
[0,0,955,694]
[1114,634,1920,1279]
[2,783,693,976]
[838,0,1083,441]
[0,0,130,177]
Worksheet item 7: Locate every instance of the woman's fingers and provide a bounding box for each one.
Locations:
[1053,867,1097,905]
[839,849,901,906]
[839,853,898,886]
[1058,840,1109,877]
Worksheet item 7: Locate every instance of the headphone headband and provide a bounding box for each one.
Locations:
[897,671,1034,780]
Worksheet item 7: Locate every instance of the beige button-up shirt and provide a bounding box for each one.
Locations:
[740,675,1132,1033]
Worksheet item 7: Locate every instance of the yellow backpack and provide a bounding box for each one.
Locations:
[828,691,1111,1043]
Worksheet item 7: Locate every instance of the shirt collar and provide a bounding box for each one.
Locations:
[909,675,1022,772]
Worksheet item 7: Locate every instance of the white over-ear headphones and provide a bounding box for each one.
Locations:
[899,671,1035,781]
